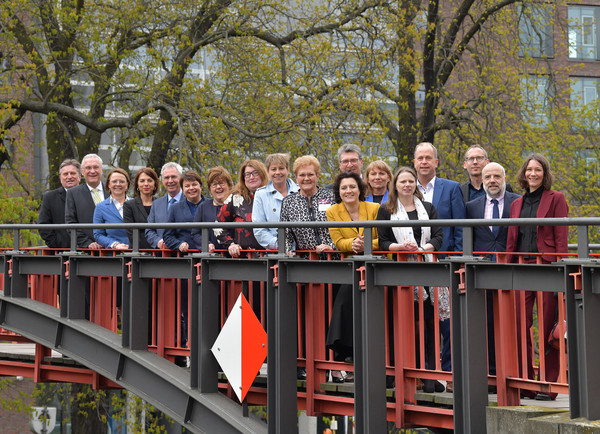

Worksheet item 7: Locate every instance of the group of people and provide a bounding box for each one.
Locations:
[37,142,568,398]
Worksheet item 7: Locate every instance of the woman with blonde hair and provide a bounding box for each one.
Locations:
[364,159,393,204]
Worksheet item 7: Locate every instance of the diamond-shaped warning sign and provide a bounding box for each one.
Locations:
[211,293,267,402]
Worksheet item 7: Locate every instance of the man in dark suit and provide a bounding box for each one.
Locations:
[461,145,489,203]
[38,159,81,248]
[65,154,105,249]
[466,162,521,380]
[146,162,183,249]
[413,142,465,390]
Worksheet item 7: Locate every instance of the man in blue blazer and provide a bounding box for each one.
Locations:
[146,162,183,249]
[466,162,520,381]
[414,142,465,254]
[414,142,466,386]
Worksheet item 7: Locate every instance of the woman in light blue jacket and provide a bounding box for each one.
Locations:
[252,153,299,250]
[93,168,131,249]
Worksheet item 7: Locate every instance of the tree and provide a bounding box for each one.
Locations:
[1,0,389,187]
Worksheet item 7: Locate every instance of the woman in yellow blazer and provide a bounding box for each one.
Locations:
[325,172,379,382]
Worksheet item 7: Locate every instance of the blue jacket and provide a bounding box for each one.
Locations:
[145,191,183,248]
[163,197,206,250]
[366,190,389,205]
[93,197,130,248]
[252,179,299,249]
[430,177,466,253]
[466,192,521,258]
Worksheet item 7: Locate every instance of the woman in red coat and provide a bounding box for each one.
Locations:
[506,153,568,400]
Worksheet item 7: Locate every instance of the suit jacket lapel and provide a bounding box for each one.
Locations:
[501,193,512,218]
[107,200,123,222]
[58,188,66,205]
[537,190,552,218]
[135,197,148,219]
[432,178,443,209]
[340,204,360,237]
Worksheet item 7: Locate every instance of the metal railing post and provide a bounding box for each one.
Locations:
[450,259,488,434]
[269,259,298,434]
[352,259,386,433]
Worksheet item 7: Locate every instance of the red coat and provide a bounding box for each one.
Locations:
[506,189,569,263]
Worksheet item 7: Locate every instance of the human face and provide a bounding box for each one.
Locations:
[162,167,181,195]
[525,159,544,192]
[268,163,289,188]
[81,157,103,188]
[59,164,81,189]
[137,173,155,197]
[339,152,363,175]
[183,180,202,204]
[209,178,231,205]
[339,177,360,206]
[296,165,318,196]
[463,148,489,178]
[482,164,506,198]
[367,168,389,195]
[395,171,417,200]
[108,172,128,198]
[413,145,438,182]
[243,165,264,193]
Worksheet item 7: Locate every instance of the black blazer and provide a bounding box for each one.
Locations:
[123,196,153,250]
[465,191,521,257]
[37,187,70,248]
[65,184,98,248]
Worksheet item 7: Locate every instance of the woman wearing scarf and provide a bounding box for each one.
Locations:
[377,166,447,393]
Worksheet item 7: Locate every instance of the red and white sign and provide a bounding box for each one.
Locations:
[211,293,268,402]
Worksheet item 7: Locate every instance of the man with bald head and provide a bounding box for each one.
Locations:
[466,162,521,382]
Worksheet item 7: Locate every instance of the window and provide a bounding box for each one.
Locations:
[569,6,600,60]
[571,77,600,129]
[518,4,554,58]
[520,75,553,127]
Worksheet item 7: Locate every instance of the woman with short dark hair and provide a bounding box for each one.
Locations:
[325,171,379,382]
[124,167,159,250]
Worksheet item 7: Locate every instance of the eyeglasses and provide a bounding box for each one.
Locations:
[210,181,227,188]
[340,158,360,166]
[464,156,486,163]
[244,171,260,179]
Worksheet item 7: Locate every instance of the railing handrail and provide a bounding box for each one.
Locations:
[0,216,593,231]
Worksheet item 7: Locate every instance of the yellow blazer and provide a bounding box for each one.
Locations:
[326,201,379,253]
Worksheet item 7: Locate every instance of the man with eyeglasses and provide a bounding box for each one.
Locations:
[326,143,364,188]
[461,145,512,202]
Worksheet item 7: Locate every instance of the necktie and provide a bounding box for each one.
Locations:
[168,197,176,210]
[491,198,499,236]
[92,188,101,205]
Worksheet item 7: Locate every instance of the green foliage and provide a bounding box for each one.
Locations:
[31,383,169,433]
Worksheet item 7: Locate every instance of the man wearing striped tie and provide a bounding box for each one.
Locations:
[65,154,105,249]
